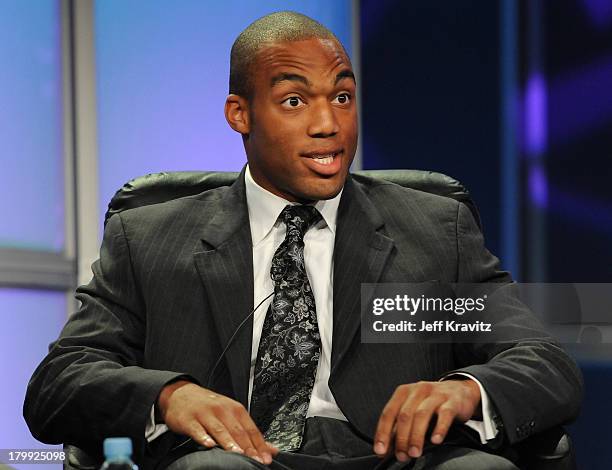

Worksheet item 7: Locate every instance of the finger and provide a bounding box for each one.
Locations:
[394,384,432,461]
[393,399,419,461]
[199,429,218,448]
[431,402,457,445]
[187,420,217,448]
[221,411,260,459]
[200,415,244,454]
[234,409,274,464]
[407,396,446,458]
[374,385,410,456]
[265,441,279,456]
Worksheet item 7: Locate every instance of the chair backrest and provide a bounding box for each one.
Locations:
[105,169,482,229]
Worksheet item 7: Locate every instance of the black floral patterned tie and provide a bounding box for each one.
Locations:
[250,204,322,451]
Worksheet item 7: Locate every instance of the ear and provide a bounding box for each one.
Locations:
[224,94,250,135]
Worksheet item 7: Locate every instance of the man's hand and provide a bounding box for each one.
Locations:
[157,380,278,465]
[374,380,481,462]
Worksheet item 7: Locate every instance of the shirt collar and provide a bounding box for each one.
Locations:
[245,165,342,246]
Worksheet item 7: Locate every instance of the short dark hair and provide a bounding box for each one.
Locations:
[229,11,346,98]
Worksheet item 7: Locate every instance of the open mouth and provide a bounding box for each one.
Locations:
[302,149,343,165]
[300,149,344,176]
[311,153,338,165]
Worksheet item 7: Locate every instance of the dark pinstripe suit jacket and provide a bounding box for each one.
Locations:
[24,170,582,467]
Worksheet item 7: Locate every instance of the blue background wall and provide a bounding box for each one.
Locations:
[0,1,66,466]
[360,0,503,260]
[0,0,65,251]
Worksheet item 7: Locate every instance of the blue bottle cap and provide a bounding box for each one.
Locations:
[103,437,132,459]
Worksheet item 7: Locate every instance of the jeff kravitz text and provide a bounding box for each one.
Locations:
[372,319,492,332]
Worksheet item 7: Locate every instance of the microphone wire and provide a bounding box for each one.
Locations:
[206,291,275,389]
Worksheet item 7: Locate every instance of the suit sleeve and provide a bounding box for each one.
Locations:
[23,213,189,461]
[448,202,583,445]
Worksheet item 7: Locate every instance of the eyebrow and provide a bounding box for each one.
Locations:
[335,69,356,85]
[270,69,356,88]
[270,73,311,88]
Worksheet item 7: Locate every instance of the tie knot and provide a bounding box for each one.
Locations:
[280,205,321,239]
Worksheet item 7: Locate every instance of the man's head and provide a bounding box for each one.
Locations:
[224,11,358,203]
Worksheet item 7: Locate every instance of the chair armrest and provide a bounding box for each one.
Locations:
[63,445,100,470]
[514,426,576,470]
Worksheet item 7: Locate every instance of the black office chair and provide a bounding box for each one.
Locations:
[64,169,576,470]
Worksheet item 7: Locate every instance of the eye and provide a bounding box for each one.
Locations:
[333,93,351,105]
[281,96,305,108]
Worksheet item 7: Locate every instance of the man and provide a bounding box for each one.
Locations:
[24,11,582,470]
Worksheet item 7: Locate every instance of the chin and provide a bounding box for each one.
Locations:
[300,184,344,202]
[287,173,347,202]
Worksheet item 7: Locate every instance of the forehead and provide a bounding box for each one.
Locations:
[253,38,352,79]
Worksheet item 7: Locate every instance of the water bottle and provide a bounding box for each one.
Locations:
[100,438,138,470]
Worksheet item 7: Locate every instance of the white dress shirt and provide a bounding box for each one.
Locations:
[146,165,498,444]
[244,166,345,421]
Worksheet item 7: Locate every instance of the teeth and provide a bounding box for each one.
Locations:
[312,153,335,165]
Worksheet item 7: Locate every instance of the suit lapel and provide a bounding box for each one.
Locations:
[193,169,254,407]
[331,176,395,375]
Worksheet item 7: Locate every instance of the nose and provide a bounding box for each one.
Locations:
[307,99,339,137]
